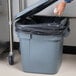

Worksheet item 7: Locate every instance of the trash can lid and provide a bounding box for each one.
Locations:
[15,0,57,19]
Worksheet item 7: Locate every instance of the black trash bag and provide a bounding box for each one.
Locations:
[15,16,70,36]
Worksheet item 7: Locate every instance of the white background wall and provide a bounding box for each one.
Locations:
[13,0,76,46]
[0,0,8,14]
[1,0,76,46]
[64,18,76,46]
[24,0,76,46]
[12,0,19,42]
[0,0,3,13]
[0,0,9,42]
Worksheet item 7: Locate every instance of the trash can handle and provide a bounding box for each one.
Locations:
[15,0,58,19]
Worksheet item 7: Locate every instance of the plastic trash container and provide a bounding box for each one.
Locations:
[15,0,70,74]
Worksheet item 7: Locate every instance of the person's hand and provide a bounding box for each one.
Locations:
[54,1,67,16]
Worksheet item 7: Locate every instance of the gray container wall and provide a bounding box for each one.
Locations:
[17,32,63,74]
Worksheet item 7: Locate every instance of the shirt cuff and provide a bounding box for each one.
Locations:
[64,0,73,3]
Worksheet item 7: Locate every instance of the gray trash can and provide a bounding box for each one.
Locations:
[15,0,70,74]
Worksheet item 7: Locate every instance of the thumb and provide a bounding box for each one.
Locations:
[54,8,58,14]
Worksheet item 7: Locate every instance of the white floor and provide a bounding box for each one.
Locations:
[0,51,76,76]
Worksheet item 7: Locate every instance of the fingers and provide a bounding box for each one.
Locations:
[54,2,66,16]
[54,9,62,16]
[54,7,63,16]
[58,10,63,16]
[54,8,58,15]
